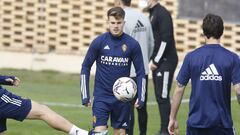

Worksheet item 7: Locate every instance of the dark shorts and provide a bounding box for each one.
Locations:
[92,96,131,129]
[152,60,177,101]
[0,88,32,132]
[187,126,235,135]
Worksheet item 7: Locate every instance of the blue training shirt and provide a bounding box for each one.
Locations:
[80,32,146,106]
[177,44,240,128]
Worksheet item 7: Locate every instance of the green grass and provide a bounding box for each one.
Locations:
[1,68,239,134]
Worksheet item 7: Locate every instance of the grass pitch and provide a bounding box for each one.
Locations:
[1,69,239,135]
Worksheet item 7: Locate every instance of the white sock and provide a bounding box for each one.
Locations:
[69,125,88,135]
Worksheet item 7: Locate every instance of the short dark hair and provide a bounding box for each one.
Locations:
[121,0,131,6]
[202,13,224,39]
[107,7,125,20]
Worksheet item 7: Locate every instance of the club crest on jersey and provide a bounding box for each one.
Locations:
[122,44,127,52]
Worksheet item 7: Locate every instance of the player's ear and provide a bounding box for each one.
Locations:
[106,19,110,29]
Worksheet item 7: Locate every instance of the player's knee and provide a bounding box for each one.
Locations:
[88,129,108,135]
[30,101,50,119]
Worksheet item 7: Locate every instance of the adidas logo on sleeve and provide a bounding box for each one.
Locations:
[200,64,222,81]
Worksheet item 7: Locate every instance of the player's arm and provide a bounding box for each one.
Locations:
[234,83,240,104]
[0,75,20,86]
[150,12,173,69]
[168,54,191,135]
[232,55,240,105]
[80,38,100,106]
[168,82,185,135]
[147,21,154,60]
[132,42,146,108]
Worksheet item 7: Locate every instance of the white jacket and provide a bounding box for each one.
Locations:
[124,7,154,76]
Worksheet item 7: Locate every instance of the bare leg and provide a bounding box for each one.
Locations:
[114,129,125,135]
[94,126,107,132]
[26,101,74,133]
[0,132,4,135]
[89,126,108,135]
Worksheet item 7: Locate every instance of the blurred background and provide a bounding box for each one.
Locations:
[0,0,240,73]
[0,0,240,134]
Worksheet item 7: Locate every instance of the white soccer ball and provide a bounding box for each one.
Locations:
[113,77,137,102]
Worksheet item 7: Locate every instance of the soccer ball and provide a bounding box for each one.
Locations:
[113,77,137,102]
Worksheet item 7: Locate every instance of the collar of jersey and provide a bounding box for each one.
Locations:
[203,44,221,48]
[108,32,124,40]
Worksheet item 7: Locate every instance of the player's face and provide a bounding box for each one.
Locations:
[108,16,125,37]
[147,0,155,8]
[114,0,121,6]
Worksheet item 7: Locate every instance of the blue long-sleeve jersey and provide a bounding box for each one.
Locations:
[0,76,15,86]
[80,32,146,106]
[0,75,15,93]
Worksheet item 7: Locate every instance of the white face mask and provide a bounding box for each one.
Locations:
[138,0,148,8]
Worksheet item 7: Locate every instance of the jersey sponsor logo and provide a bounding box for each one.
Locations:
[133,20,146,33]
[100,56,129,66]
[200,64,222,81]
[104,45,110,50]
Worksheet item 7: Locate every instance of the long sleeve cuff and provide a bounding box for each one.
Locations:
[0,76,15,85]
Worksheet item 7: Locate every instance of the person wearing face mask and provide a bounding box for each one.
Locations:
[145,0,178,135]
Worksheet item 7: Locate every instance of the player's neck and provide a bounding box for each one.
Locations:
[150,1,158,8]
[205,37,220,45]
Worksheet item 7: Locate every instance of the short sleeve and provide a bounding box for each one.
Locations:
[231,55,240,85]
[176,53,191,85]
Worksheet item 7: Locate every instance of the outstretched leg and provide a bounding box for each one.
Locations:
[26,101,88,135]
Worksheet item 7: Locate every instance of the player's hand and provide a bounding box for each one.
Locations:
[83,100,91,107]
[13,77,20,86]
[134,99,140,108]
[168,119,179,135]
[134,98,143,109]
[5,77,20,86]
[149,60,157,71]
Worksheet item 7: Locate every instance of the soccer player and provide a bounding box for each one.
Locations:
[0,75,88,135]
[80,7,145,135]
[114,0,154,135]
[168,14,240,135]
[145,0,178,134]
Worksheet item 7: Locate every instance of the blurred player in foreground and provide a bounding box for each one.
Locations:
[0,75,88,135]
[168,14,240,135]
[80,7,145,135]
